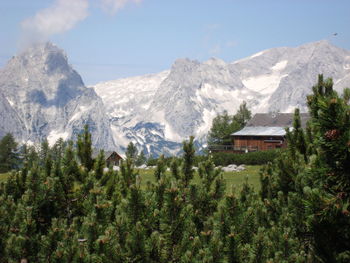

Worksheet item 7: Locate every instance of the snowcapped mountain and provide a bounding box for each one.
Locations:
[0,40,348,156]
[93,40,350,156]
[234,40,350,112]
[0,42,115,149]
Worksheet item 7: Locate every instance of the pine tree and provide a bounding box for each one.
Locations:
[170,157,180,180]
[303,75,350,262]
[62,140,80,183]
[126,142,138,160]
[0,133,18,173]
[233,101,252,128]
[181,136,195,187]
[207,101,251,146]
[40,138,53,162]
[207,111,240,146]
[135,150,146,167]
[93,150,105,180]
[77,125,93,171]
[154,154,166,181]
[260,75,350,262]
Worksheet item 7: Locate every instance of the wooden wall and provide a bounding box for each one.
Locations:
[232,136,287,151]
[106,152,123,166]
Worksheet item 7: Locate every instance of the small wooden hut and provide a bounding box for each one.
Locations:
[92,150,123,166]
[231,113,309,153]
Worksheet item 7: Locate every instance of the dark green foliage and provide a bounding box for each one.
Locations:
[302,75,350,262]
[207,101,251,146]
[135,150,146,166]
[146,155,158,166]
[261,75,350,262]
[182,136,195,187]
[233,101,252,128]
[0,133,18,173]
[93,150,105,180]
[126,141,138,160]
[207,110,241,145]
[286,108,308,161]
[77,124,93,171]
[154,154,166,181]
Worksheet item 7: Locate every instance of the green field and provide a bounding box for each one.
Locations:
[137,165,263,192]
[0,172,10,183]
[0,165,263,192]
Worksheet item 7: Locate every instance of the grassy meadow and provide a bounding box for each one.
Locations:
[137,165,263,192]
[0,165,263,193]
[0,173,10,183]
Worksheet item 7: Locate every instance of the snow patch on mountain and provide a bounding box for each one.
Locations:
[271,60,288,71]
[93,71,169,120]
[196,108,217,136]
[47,130,69,146]
[250,51,266,59]
[242,73,288,95]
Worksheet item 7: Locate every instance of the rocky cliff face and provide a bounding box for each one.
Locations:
[0,42,115,149]
[0,91,25,138]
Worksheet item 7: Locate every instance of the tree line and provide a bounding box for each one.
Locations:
[0,75,349,262]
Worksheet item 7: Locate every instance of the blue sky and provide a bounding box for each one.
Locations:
[1,0,350,85]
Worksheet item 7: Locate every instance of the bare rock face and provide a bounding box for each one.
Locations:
[0,42,115,149]
[0,91,25,138]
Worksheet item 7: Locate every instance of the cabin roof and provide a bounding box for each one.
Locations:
[246,113,309,128]
[92,150,122,159]
[232,126,288,137]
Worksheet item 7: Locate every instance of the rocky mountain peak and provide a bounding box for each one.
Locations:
[13,42,70,75]
[203,57,227,67]
[308,39,334,49]
[170,58,200,75]
[0,42,85,107]
[0,42,115,150]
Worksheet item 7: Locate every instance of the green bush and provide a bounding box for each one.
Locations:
[211,149,282,166]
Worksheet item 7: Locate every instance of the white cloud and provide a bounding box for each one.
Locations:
[226,40,237,48]
[209,44,221,56]
[20,0,143,47]
[21,0,89,44]
[100,0,143,15]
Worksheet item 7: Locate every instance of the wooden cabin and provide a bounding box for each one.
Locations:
[105,151,123,167]
[231,113,309,153]
[92,150,123,166]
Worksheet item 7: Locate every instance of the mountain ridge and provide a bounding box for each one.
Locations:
[0,40,349,156]
[93,40,350,155]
